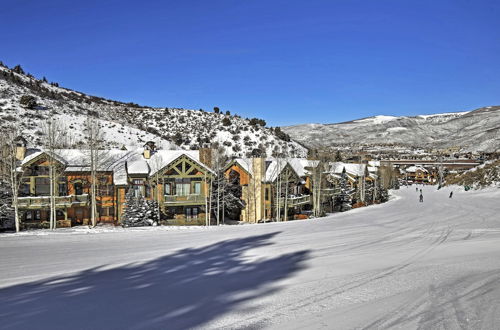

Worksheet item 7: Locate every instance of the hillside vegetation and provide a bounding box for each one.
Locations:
[0,62,306,157]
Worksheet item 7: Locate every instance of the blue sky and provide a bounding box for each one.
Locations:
[1,0,499,126]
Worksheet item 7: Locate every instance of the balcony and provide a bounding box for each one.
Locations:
[17,194,89,209]
[164,194,206,205]
[278,195,312,207]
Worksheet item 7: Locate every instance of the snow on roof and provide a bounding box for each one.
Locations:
[265,158,315,182]
[328,162,367,177]
[288,158,318,177]
[229,157,317,182]
[405,165,429,173]
[229,158,253,175]
[265,159,288,182]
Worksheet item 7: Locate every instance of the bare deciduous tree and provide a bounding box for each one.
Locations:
[1,128,26,232]
[85,114,105,228]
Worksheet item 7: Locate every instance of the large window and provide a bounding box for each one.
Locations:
[175,178,190,196]
[193,182,201,195]
[20,178,30,196]
[164,182,172,196]
[58,177,68,196]
[35,178,50,196]
[132,179,144,198]
[185,207,199,220]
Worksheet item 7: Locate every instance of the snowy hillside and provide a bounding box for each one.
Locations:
[0,64,306,157]
[283,107,500,152]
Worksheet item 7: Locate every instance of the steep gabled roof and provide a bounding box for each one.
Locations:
[225,158,253,176]
[148,150,214,177]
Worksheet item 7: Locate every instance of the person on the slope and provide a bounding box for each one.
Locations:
[419,193,424,203]
[449,191,453,198]
[416,187,418,192]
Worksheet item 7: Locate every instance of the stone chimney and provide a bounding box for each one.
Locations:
[199,143,213,168]
[245,157,265,223]
[15,136,27,161]
[143,141,156,159]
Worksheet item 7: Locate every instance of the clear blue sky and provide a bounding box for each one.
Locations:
[1,0,499,126]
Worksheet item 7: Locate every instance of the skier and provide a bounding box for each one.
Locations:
[419,193,424,203]
[449,191,453,198]
[416,187,418,192]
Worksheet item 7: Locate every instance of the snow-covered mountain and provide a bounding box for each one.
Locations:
[0,63,306,157]
[282,107,500,152]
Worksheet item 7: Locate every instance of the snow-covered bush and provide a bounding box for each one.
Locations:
[121,190,159,227]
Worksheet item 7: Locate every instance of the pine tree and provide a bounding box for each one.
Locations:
[121,189,159,227]
[335,167,352,212]
[334,150,342,162]
[12,65,25,75]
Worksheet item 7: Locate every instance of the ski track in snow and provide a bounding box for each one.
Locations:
[1,186,500,329]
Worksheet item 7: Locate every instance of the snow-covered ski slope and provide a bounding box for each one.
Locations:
[1,186,500,329]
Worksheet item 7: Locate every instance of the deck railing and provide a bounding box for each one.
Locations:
[17,194,89,208]
[278,195,312,207]
[164,194,206,204]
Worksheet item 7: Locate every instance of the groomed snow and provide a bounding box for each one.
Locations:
[1,186,500,329]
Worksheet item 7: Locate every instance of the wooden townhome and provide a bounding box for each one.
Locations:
[224,157,317,222]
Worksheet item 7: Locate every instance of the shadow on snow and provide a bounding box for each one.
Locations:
[0,232,309,329]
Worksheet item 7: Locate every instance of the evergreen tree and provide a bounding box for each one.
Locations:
[121,189,159,227]
[335,167,352,212]
[334,150,342,162]
[12,65,25,75]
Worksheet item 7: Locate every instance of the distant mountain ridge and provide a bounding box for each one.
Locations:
[282,106,500,152]
[0,63,306,157]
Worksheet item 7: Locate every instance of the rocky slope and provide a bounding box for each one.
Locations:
[0,63,306,157]
[283,107,500,152]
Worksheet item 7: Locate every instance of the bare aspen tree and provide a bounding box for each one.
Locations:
[276,159,283,222]
[2,128,26,232]
[311,160,325,217]
[282,148,292,222]
[210,147,230,226]
[151,155,163,223]
[204,170,209,226]
[85,114,104,228]
[42,118,68,230]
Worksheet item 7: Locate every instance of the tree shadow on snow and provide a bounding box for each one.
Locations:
[0,232,309,330]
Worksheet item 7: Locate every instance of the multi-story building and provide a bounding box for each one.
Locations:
[9,136,389,228]
[13,140,214,228]
[224,158,318,222]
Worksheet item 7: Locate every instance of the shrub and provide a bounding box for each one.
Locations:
[19,95,37,109]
